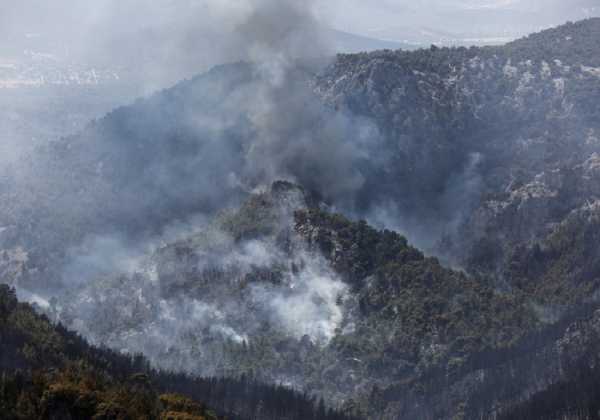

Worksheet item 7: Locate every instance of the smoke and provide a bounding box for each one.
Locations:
[0,0,489,385]
[0,0,335,171]
[46,223,351,377]
[0,0,331,90]
[62,235,149,286]
[254,244,350,343]
[0,0,386,286]
[0,0,491,292]
[367,152,485,251]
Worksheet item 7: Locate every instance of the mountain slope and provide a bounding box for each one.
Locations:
[315,18,600,279]
[32,182,535,418]
[2,18,600,420]
[0,284,356,420]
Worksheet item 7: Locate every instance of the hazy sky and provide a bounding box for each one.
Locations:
[3,0,599,46]
[319,0,600,41]
[1,0,599,88]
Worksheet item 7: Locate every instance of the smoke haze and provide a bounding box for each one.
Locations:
[0,3,378,381]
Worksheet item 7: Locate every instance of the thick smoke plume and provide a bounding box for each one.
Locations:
[47,227,351,378]
[2,0,382,275]
[0,0,369,380]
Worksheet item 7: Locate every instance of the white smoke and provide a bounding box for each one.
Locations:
[256,256,347,343]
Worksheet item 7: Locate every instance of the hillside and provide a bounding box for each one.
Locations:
[17,181,571,418]
[2,18,600,419]
[315,18,600,290]
[0,284,356,420]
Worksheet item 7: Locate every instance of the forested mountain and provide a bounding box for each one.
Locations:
[2,17,600,420]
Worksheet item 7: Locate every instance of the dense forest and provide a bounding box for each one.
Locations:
[0,285,356,420]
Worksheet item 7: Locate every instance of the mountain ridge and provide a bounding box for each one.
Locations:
[3,17,600,419]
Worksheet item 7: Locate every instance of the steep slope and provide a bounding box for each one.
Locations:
[2,18,600,420]
[314,18,600,290]
[36,182,537,419]
[42,181,600,419]
[495,307,600,420]
[0,60,369,292]
[0,284,356,420]
[0,284,220,420]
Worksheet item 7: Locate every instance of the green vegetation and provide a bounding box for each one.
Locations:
[0,367,215,420]
[0,285,357,420]
[297,208,535,355]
